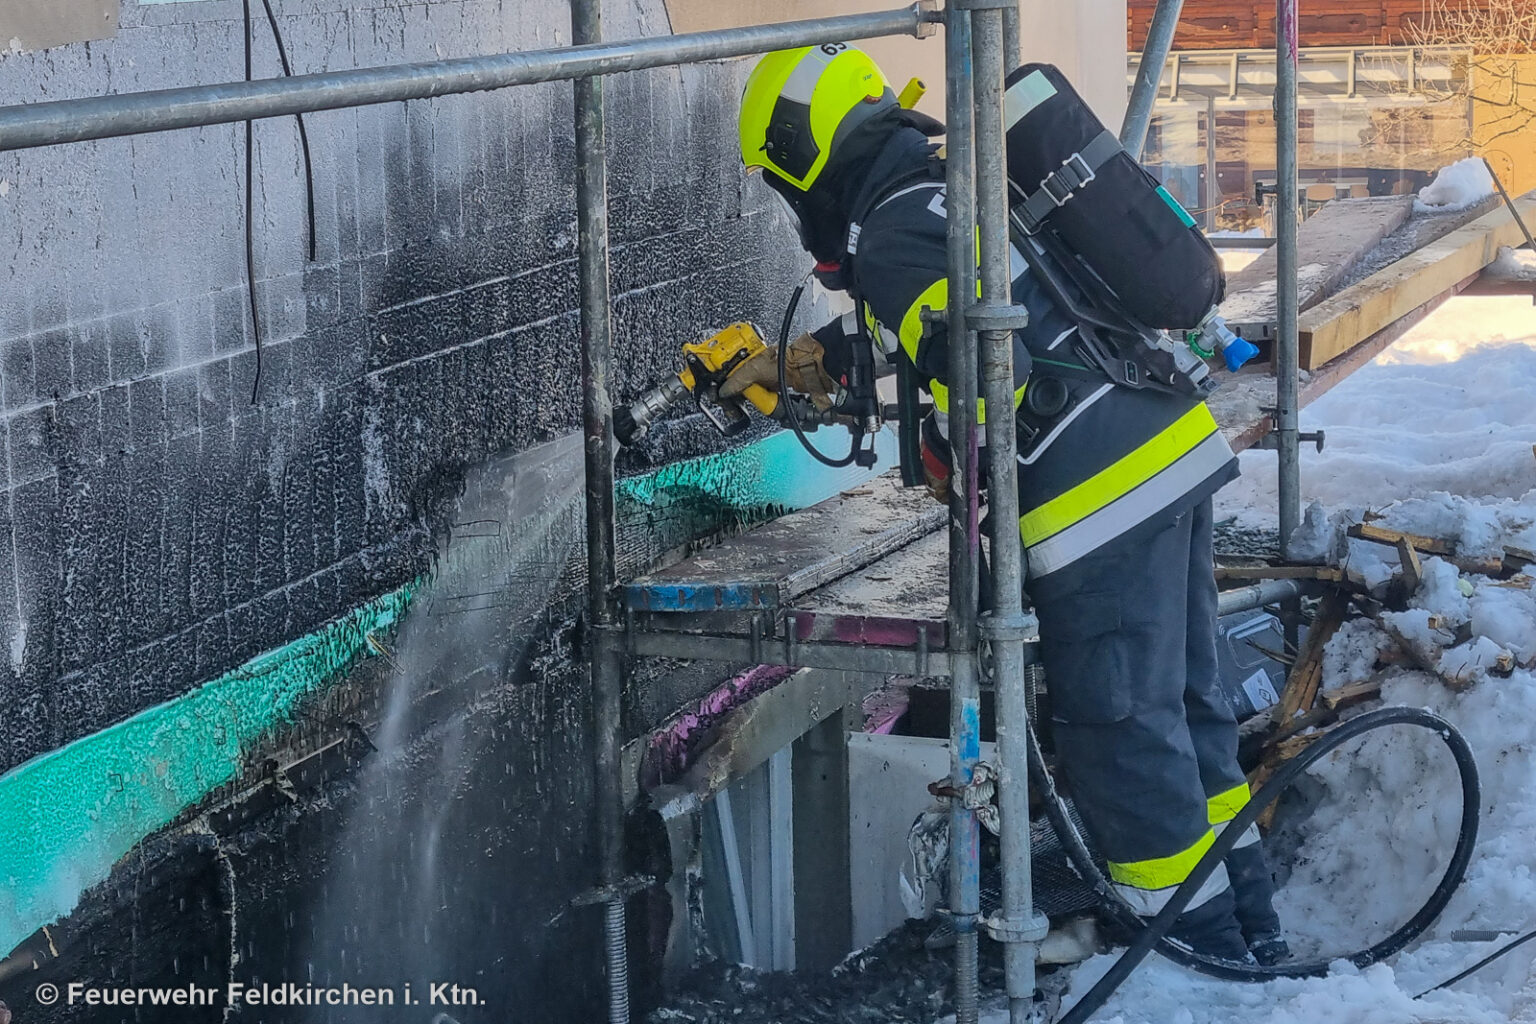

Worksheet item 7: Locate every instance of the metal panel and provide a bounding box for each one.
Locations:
[792,709,853,970]
[0,0,117,51]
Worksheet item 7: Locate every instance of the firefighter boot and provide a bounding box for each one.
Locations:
[1166,886,1252,962]
[1227,840,1289,965]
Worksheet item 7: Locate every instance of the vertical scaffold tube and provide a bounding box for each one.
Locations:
[1001,2,1021,78]
[971,7,1045,1022]
[572,0,628,1020]
[1121,0,1186,160]
[944,8,983,1024]
[1275,0,1302,555]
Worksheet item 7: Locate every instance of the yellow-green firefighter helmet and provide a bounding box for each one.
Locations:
[738,44,898,192]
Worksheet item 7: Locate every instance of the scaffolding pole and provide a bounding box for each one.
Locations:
[0,3,1014,1018]
[969,4,1047,1021]
[1121,0,1186,160]
[1275,0,1302,556]
[0,4,937,152]
[570,0,629,1019]
[943,8,983,1021]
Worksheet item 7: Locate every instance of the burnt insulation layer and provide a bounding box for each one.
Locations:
[0,585,416,957]
[0,1,901,1017]
[0,0,826,779]
[0,423,899,1021]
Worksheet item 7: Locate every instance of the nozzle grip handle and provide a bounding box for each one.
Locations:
[739,383,781,418]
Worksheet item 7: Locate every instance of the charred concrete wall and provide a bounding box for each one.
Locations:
[0,0,804,776]
[0,0,826,1018]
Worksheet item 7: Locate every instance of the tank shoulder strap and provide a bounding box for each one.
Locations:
[1014,129,1122,235]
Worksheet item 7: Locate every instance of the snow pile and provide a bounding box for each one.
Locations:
[1035,297,1536,1023]
[1415,158,1496,213]
[1218,297,1536,520]
[1043,569,1536,1024]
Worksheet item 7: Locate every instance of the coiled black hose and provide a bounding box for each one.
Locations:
[1033,706,1481,1023]
[777,276,866,469]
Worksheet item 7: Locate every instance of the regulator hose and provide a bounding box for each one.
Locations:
[777,276,866,469]
[1034,705,1481,1023]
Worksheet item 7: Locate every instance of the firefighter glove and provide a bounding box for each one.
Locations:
[719,333,841,412]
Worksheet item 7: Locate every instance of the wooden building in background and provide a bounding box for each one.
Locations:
[1124,1,1535,229]
[1127,0,1506,50]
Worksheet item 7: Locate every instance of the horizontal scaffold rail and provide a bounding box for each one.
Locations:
[0,2,938,152]
[626,622,960,678]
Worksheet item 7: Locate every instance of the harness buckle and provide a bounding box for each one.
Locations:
[1062,151,1096,191]
[1039,152,1097,209]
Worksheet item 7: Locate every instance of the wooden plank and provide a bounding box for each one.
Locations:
[1348,522,1455,556]
[1217,565,1345,582]
[1299,196,1536,369]
[1219,197,1416,329]
[1466,248,1536,297]
[1295,274,1472,409]
[790,529,950,650]
[624,473,944,612]
[1275,590,1351,721]
[1396,536,1424,595]
[1319,677,1384,713]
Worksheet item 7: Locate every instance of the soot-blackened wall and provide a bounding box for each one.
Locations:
[0,0,804,775]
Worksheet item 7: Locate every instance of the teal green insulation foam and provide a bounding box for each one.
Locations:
[0,585,415,955]
[0,426,897,956]
[619,427,898,511]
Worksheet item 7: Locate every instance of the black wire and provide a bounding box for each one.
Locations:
[777,276,864,469]
[1416,928,1536,999]
[256,0,318,263]
[1046,706,1481,1022]
[242,0,263,404]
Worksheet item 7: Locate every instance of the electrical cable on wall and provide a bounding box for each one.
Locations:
[243,0,264,403]
[256,0,318,262]
[241,0,320,403]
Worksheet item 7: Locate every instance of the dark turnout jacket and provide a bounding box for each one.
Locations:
[811,128,1238,586]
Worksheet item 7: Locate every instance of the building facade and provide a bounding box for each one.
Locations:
[1127,0,1536,230]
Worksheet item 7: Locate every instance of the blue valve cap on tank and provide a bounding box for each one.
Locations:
[1222,336,1261,372]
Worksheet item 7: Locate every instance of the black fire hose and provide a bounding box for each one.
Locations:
[1031,705,1481,1023]
[776,277,867,469]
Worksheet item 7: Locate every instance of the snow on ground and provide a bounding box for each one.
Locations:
[1218,296,1536,522]
[1038,296,1536,1023]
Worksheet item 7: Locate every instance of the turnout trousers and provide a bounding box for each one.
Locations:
[1027,498,1278,938]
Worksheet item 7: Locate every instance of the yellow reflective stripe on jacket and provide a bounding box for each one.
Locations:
[1020,403,1221,545]
[1022,428,1233,577]
[898,277,1024,426]
[930,378,1027,426]
[1207,782,1251,825]
[898,278,948,366]
[1107,827,1216,891]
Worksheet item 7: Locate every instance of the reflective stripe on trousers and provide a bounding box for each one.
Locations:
[1108,826,1233,916]
[1209,781,1261,850]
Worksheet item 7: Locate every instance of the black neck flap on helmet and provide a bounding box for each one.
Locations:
[766,107,945,290]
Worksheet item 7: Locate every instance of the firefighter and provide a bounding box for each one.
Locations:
[723,43,1288,965]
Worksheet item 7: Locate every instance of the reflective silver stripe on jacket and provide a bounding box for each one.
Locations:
[1018,383,1112,467]
[1024,429,1234,578]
